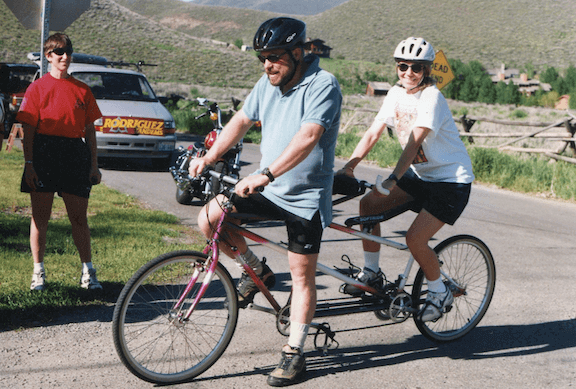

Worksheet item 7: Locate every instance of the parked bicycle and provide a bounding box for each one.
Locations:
[112,170,496,384]
[169,98,243,204]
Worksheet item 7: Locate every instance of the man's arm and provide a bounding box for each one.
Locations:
[189,109,253,177]
[235,122,325,197]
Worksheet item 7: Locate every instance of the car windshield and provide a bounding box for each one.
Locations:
[0,65,38,94]
[73,72,158,102]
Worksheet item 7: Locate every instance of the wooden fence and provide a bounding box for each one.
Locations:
[342,106,576,165]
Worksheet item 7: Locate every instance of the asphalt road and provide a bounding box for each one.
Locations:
[2,136,575,388]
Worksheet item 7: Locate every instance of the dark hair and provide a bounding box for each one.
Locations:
[44,33,73,55]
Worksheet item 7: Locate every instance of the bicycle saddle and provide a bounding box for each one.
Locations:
[344,201,421,227]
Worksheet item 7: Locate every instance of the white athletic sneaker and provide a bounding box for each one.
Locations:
[80,268,103,290]
[30,270,46,291]
[420,288,454,322]
[342,267,384,296]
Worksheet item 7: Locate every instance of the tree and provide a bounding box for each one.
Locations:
[541,66,559,84]
[564,65,576,92]
[477,77,496,104]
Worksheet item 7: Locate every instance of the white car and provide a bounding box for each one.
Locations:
[29,53,176,166]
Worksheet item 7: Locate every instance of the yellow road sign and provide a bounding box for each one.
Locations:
[431,50,454,90]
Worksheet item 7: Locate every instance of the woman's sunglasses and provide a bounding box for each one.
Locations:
[397,63,424,73]
[49,47,73,56]
[258,52,287,64]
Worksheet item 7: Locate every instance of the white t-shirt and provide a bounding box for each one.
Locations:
[374,85,474,184]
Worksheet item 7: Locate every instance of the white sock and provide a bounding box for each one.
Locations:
[288,322,309,351]
[82,262,94,273]
[34,262,45,272]
[427,277,447,293]
[238,249,263,275]
[363,251,380,273]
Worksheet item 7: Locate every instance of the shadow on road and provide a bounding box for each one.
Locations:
[195,318,576,383]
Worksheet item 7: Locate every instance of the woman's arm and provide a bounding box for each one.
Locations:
[338,120,388,176]
[84,122,101,184]
[378,126,431,194]
[22,123,39,190]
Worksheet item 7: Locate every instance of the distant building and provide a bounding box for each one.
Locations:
[487,63,551,96]
[555,94,570,110]
[305,39,332,58]
[366,81,392,96]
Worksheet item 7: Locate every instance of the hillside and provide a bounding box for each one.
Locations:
[185,0,350,16]
[0,0,261,87]
[117,0,576,71]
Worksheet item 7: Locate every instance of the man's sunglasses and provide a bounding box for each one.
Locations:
[258,52,287,64]
[49,47,73,56]
[397,63,424,73]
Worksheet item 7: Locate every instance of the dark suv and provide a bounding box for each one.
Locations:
[0,63,39,135]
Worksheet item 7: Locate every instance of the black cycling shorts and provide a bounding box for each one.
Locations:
[397,169,471,226]
[232,193,323,254]
[21,133,92,199]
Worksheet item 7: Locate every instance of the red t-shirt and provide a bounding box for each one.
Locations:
[16,73,102,138]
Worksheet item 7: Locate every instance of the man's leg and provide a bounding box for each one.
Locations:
[197,195,275,306]
[267,251,317,387]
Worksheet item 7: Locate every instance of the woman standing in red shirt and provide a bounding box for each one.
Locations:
[17,33,103,291]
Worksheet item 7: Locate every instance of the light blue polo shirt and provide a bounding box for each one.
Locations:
[242,55,342,227]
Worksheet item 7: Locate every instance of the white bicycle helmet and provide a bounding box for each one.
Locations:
[394,37,435,63]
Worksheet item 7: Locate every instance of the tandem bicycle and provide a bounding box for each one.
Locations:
[112,170,496,384]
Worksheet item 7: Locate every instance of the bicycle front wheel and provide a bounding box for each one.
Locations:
[412,235,495,342]
[112,250,238,384]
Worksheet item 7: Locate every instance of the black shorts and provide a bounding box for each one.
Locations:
[21,133,92,199]
[397,169,471,225]
[232,193,323,254]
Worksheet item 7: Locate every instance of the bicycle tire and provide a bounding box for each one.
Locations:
[412,235,495,342]
[175,185,193,205]
[112,250,239,384]
[175,154,193,204]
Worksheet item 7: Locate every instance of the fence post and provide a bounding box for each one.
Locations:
[459,114,476,144]
[561,119,576,156]
[5,123,24,152]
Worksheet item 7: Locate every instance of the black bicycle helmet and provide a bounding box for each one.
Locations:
[253,17,306,52]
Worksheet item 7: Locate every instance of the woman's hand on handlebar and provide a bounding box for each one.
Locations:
[336,165,355,178]
[234,174,268,198]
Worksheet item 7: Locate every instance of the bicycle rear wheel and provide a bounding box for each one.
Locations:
[412,235,495,342]
[112,250,238,384]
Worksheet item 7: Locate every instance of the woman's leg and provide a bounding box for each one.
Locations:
[359,187,413,253]
[405,209,445,280]
[30,192,55,264]
[61,192,91,263]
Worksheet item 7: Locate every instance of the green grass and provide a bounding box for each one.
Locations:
[0,149,204,329]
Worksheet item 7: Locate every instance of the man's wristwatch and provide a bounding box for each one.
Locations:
[262,167,275,182]
[387,173,399,183]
